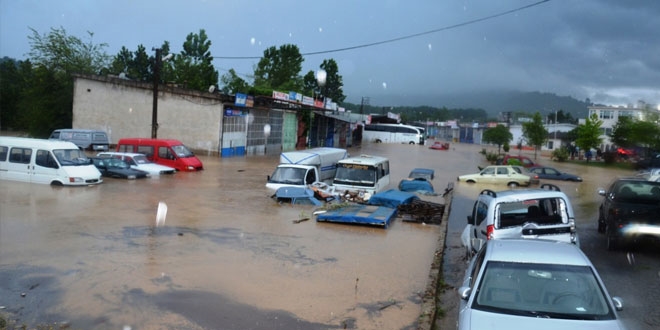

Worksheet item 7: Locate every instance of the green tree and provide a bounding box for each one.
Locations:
[0,57,27,130]
[318,59,345,104]
[522,112,548,159]
[630,120,660,153]
[575,113,603,160]
[24,27,110,136]
[482,124,513,154]
[253,44,304,91]
[109,45,152,81]
[609,116,634,148]
[28,27,110,74]
[173,29,218,91]
[219,68,250,94]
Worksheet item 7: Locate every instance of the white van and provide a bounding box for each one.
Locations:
[49,129,110,151]
[332,155,391,197]
[0,136,103,186]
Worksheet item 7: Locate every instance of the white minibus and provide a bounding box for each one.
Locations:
[332,155,391,197]
[362,123,424,145]
[0,137,103,186]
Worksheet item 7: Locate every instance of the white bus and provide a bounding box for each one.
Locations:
[0,136,103,186]
[362,123,424,145]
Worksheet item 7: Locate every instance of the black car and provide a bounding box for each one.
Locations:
[634,153,660,170]
[598,177,660,250]
[90,157,149,179]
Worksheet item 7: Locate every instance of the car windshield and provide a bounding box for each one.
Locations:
[268,167,305,184]
[53,148,90,166]
[172,145,194,158]
[334,165,376,186]
[472,261,615,320]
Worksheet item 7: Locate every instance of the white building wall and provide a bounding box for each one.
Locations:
[72,76,224,155]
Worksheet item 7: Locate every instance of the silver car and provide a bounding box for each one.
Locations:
[461,184,578,257]
[458,239,626,330]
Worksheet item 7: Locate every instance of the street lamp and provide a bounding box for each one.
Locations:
[151,48,173,139]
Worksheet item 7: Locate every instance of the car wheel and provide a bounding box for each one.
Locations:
[466,180,476,184]
[597,213,606,233]
[508,182,519,188]
[606,234,618,251]
[375,139,382,143]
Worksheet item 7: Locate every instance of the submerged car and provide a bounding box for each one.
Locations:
[511,165,540,185]
[458,239,625,330]
[457,165,531,187]
[529,166,582,182]
[97,152,176,175]
[90,157,149,179]
[429,141,450,150]
[597,177,660,250]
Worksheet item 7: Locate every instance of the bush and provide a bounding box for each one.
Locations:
[503,143,510,153]
[551,147,570,162]
[506,158,522,166]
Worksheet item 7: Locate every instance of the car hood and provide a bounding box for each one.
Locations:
[135,163,175,174]
[460,309,625,330]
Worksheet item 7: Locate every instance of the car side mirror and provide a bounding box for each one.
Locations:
[459,286,472,300]
[612,296,623,311]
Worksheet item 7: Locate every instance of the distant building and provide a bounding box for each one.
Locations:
[585,105,647,151]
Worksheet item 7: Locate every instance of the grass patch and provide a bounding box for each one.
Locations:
[562,159,635,170]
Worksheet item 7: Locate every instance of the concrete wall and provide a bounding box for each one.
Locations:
[72,75,224,155]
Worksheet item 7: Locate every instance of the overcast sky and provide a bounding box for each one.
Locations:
[1,0,659,108]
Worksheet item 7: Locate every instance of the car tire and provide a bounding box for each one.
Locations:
[597,213,606,233]
[508,182,519,188]
[606,234,618,251]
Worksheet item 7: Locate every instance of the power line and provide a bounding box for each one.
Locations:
[213,0,551,60]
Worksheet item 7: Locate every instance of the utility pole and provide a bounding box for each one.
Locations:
[151,48,162,139]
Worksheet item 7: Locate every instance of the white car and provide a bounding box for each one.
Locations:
[458,239,626,330]
[96,152,176,175]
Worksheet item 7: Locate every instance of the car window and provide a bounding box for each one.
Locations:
[496,167,508,175]
[482,167,495,175]
[546,168,559,175]
[473,261,614,319]
[469,244,488,288]
[475,201,488,226]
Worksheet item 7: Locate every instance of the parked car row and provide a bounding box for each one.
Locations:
[0,136,203,186]
[458,184,627,329]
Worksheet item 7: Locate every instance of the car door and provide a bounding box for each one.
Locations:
[480,167,496,183]
[495,166,509,184]
[467,199,490,252]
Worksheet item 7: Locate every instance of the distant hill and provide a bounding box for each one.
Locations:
[346,90,591,120]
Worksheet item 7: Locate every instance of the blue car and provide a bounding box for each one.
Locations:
[529,166,582,182]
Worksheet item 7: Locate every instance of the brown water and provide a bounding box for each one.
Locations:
[1,142,462,330]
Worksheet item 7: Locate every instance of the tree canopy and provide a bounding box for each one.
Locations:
[575,113,603,155]
[482,124,513,154]
[522,112,548,159]
[253,44,304,92]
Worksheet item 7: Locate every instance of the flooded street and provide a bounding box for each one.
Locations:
[3,141,659,330]
[1,142,460,330]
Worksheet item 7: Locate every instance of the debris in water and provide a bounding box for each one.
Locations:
[156,201,167,227]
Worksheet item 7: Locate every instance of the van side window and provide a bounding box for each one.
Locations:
[158,147,174,160]
[0,146,7,161]
[50,132,60,139]
[137,146,154,157]
[35,150,58,169]
[118,145,133,153]
[9,147,32,164]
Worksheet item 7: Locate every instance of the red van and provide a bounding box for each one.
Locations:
[116,138,203,171]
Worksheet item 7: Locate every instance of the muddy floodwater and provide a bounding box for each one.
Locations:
[0,142,465,330]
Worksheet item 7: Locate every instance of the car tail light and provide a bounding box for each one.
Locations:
[486,224,494,240]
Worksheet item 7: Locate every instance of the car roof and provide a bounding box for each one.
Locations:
[484,239,591,266]
[478,185,568,202]
[97,152,145,157]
